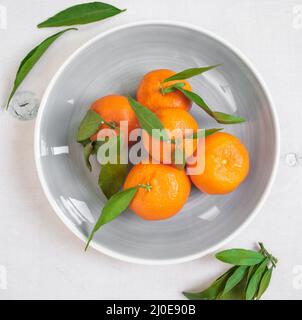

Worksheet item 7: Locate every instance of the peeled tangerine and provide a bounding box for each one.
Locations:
[188,132,250,194]
[123,163,191,220]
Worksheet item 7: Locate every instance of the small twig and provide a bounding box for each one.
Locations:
[258,242,278,268]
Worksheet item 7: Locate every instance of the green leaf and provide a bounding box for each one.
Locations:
[218,281,246,300]
[212,111,246,124]
[99,163,128,199]
[92,140,104,154]
[171,128,223,168]
[183,243,276,301]
[215,249,265,266]
[188,128,223,139]
[245,265,256,290]
[178,88,213,115]
[37,2,126,28]
[127,96,169,141]
[246,258,269,300]
[183,267,235,300]
[218,270,247,300]
[83,142,94,172]
[6,28,77,109]
[85,187,138,251]
[77,110,105,142]
[162,65,220,83]
[98,136,128,199]
[79,138,92,147]
[91,136,116,155]
[204,128,223,138]
[171,128,223,144]
[177,88,245,124]
[161,82,185,94]
[257,267,273,299]
[222,265,248,296]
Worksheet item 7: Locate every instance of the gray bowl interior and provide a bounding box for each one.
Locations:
[36,23,277,263]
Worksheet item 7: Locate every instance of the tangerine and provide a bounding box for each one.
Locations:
[188,132,249,194]
[137,69,192,112]
[123,163,191,220]
[90,95,139,141]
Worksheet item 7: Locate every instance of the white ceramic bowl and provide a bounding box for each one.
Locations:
[35,21,279,265]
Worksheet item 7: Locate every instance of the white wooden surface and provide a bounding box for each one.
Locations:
[0,0,302,299]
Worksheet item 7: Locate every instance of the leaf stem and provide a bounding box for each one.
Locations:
[160,83,165,95]
[138,183,152,192]
[160,82,185,95]
[258,242,278,268]
[101,119,116,129]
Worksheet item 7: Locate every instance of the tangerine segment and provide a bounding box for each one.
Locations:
[123,163,191,220]
[90,95,139,141]
[142,108,199,163]
[188,133,249,194]
[137,69,192,112]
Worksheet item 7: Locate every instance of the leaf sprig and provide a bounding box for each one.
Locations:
[161,66,246,124]
[6,2,127,110]
[183,242,277,300]
[161,82,185,95]
[77,109,113,142]
[185,128,223,141]
[77,109,128,198]
[128,96,223,143]
[37,2,126,28]
[98,135,128,199]
[162,65,221,83]
[5,28,77,109]
[85,183,152,250]
[127,96,169,141]
[179,87,245,124]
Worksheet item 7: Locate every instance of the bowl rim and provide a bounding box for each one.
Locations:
[34,20,280,265]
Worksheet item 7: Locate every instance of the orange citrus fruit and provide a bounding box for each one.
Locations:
[188,132,249,194]
[90,95,139,141]
[142,108,199,163]
[137,69,192,112]
[123,163,191,220]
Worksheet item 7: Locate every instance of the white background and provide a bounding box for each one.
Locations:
[0,0,301,300]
